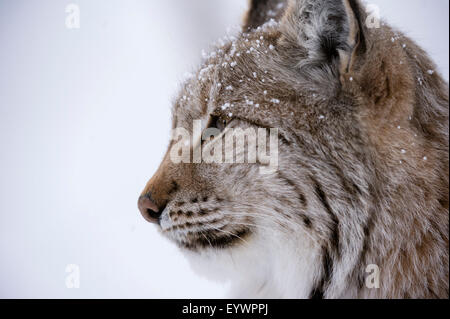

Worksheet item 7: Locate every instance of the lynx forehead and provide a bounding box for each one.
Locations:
[138,0,449,299]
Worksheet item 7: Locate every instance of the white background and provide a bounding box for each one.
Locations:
[0,0,448,298]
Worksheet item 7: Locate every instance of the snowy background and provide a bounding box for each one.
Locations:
[0,0,448,298]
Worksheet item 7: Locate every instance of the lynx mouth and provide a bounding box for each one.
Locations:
[178,228,250,251]
[160,218,251,251]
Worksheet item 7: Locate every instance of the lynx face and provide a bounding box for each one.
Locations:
[143,29,295,251]
[140,20,324,252]
[139,0,449,299]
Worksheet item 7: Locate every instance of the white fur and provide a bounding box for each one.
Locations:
[183,229,321,298]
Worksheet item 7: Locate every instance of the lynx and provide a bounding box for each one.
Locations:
[138,0,449,298]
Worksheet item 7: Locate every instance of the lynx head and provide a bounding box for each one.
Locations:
[138,0,448,297]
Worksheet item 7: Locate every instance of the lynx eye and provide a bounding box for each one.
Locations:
[208,115,229,132]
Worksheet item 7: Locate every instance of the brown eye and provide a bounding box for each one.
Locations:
[217,117,228,131]
[208,115,228,131]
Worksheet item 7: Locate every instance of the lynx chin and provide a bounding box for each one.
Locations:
[138,0,449,299]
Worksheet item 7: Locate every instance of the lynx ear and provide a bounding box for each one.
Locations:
[244,0,288,30]
[280,0,366,79]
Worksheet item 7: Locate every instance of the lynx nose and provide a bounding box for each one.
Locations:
[138,194,162,224]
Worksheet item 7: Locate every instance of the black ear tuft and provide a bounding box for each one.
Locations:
[347,0,367,54]
[244,0,288,30]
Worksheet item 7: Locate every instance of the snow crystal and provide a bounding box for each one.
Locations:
[423,156,428,161]
[427,70,435,75]
[221,103,231,110]
[225,85,233,91]
[228,112,233,117]
[319,115,325,120]
[263,90,268,95]
[199,64,214,77]
[253,72,257,78]
[230,61,237,67]
[262,18,278,30]
[269,44,275,50]
[267,10,276,17]
[349,77,353,82]
[271,98,280,104]
[402,44,407,48]
[401,149,407,154]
